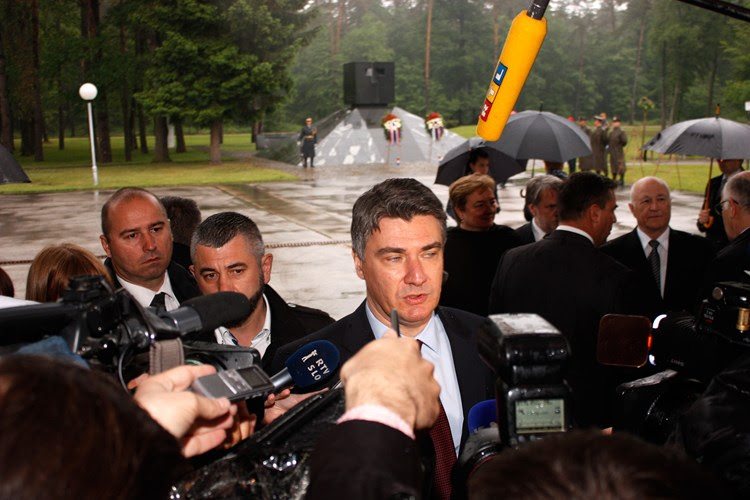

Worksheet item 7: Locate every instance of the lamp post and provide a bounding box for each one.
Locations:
[79,83,98,187]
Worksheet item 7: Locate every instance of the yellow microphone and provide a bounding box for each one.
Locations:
[476,1,549,142]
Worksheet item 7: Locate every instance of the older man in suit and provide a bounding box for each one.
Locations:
[273,178,493,499]
[601,177,714,316]
[489,172,643,428]
[515,175,564,244]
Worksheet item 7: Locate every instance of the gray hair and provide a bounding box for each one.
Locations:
[191,212,264,262]
[725,171,750,212]
[524,175,563,207]
[351,178,446,259]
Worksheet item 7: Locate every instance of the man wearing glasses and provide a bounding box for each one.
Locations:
[697,159,744,250]
[701,170,750,298]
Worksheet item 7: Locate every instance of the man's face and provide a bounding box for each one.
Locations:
[719,159,742,176]
[469,156,490,175]
[720,185,741,241]
[578,119,586,127]
[191,235,271,314]
[529,188,559,234]
[353,216,444,336]
[100,195,173,290]
[592,191,617,247]
[628,179,671,238]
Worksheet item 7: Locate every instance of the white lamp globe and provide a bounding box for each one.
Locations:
[79,83,98,101]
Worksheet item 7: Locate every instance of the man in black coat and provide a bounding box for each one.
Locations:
[100,187,200,311]
[697,159,743,250]
[515,174,563,244]
[187,212,334,372]
[489,172,643,428]
[601,176,715,317]
[701,170,750,297]
[274,178,493,498]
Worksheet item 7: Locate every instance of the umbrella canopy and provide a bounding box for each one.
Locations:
[489,110,592,162]
[0,144,30,184]
[642,116,750,159]
[435,137,527,187]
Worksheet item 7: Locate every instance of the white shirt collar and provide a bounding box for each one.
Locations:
[531,218,547,241]
[556,224,594,244]
[117,272,179,311]
[635,226,670,253]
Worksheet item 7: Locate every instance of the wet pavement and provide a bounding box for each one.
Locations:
[0,157,706,319]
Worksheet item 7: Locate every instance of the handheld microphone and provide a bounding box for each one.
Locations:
[270,340,340,392]
[467,399,497,434]
[154,291,252,336]
[191,340,340,402]
[476,0,548,141]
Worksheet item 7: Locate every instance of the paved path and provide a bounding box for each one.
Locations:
[0,157,706,319]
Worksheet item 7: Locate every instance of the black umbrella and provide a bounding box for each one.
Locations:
[642,116,750,159]
[489,110,592,162]
[435,137,527,186]
[0,144,30,184]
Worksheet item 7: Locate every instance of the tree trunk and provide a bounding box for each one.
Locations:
[174,119,186,153]
[706,43,719,117]
[628,5,647,125]
[138,103,148,153]
[659,42,666,129]
[0,31,12,152]
[95,91,112,162]
[31,0,43,161]
[424,0,433,115]
[120,25,132,161]
[58,100,65,150]
[209,119,222,165]
[153,116,170,162]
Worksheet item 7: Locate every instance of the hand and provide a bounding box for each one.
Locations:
[698,208,712,225]
[263,389,327,425]
[340,329,440,431]
[223,401,257,449]
[133,364,237,457]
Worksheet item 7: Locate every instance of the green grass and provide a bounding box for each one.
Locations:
[2,133,291,194]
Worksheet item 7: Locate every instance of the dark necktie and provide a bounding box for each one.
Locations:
[150,292,167,310]
[419,340,456,499]
[648,240,660,294]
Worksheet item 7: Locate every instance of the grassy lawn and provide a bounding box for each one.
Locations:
[2,133,293,194]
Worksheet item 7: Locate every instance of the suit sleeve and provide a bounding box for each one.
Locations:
[306,420,424,500]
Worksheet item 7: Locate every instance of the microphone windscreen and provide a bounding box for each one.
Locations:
[467,399,497,434]
[284,340,340,388]
[180,292,251,332]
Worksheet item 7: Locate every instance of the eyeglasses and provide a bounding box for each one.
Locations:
[714,199,733,216]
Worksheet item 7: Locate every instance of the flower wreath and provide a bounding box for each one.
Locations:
[425,112,444,141]
[382,113,402,145]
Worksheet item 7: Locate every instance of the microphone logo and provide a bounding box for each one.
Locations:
[302,349,333,381]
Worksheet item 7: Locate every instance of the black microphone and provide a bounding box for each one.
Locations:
[0,302,82,345]
[270,340,340,392]
[155,291,252,336]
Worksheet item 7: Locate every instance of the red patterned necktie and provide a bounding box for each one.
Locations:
[419,340,456,499]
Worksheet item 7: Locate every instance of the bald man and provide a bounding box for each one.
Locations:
[601,176,714,316]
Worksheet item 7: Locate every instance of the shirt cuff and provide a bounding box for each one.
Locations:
[337,404,415,440]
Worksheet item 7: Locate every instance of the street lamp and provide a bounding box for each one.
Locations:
[79,83,98,187]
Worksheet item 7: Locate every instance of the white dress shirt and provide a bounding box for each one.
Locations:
[213,294,272,358]
[117,272,180,311]
[636,227,669,298]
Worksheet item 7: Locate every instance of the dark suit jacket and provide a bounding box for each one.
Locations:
[272,301,494,448]
[184,284,334,372]
[701,228,750,299]
[307,421,423,500]
[514,222,535,245]
[601,228,715,316]
[104,258,201,304]
[698,173,741,251]
[488,230,645,427]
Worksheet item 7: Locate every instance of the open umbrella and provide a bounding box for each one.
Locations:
[489,110,592,162]
[435,137,526,186]
[642,116,750,159]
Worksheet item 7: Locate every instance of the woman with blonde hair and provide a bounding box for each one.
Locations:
[25,243,111,302]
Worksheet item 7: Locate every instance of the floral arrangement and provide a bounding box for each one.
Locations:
[425,112,444,141]
[382,113,402,145]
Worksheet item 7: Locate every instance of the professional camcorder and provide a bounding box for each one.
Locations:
[599,281,750,444]
[0,275,259,383]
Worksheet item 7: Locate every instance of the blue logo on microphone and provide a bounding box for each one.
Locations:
[493,62,508,86]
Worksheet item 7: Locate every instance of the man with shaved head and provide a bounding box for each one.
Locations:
[602,176,714,315]
[100,187,200,310]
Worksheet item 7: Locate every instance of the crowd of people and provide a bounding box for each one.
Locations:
[1,146,749,497]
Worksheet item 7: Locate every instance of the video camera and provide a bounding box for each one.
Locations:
[599,281,750,444]
[0,275,259,383]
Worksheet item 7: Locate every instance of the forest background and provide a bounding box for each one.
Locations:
[1,0,749,167]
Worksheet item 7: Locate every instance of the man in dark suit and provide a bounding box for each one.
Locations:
[489,172,642,428]
[698,159,743,250]
[701,170,750,296]
[601,176,714,316]
[100,187,200,311]
[187,212,334,372]
[274,178,493,499]
[515,174,563,244]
